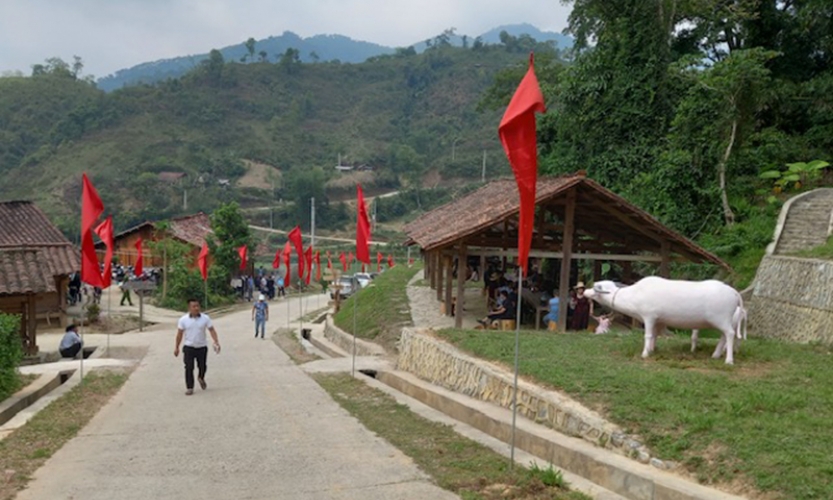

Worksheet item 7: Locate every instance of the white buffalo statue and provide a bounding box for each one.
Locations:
[584,277,747,364]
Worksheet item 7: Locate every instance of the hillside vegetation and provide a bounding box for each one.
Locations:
[0,38,558,236]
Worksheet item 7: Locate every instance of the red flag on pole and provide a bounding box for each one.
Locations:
[348,252,354,266]
[339,252,347,271]
[198,242,209,281]
[237,245,248,271]
[388,254,394,268]
[134,237,144,277]
[80,174,104,287]
[356,184,371,264]
[376,251,383,272]
[282,242,291,284]
[287,226,305,281]
[304,247,313,285]
[499,53,546,278]
[315,251,321,281]
[94,216,113,288]
[272,246,281,269]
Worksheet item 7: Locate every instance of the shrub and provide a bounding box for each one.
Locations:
[0,313,23,400]
[86,303,101,323]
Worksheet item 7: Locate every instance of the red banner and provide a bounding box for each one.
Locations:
[198,242,209,281]
[94,216,113,288]
[80,174,104,287]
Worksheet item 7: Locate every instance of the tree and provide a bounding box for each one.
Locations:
[284,166,327,229]
[245,37,256,63]
[209,202,253,295]
[200,49,225,84]
[671,48,778,225]
[258,50,268,62]
[279,48,301,74]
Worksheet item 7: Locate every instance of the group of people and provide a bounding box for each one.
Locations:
[235,272,286,302]
[478,261,612,333]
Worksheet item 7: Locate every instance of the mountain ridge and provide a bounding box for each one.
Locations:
[97,23,571,91]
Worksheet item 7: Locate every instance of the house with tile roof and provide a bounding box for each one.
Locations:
[0,201,80,354]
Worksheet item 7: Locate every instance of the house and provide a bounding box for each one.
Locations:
[157,172,187,184]
[0,201,80,355]
[96,213,213,268]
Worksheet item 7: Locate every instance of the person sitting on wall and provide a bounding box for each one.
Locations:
[59,324,83,359]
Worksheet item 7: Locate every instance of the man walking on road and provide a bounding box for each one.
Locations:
[174,298,221,396]
[252,294,269,339]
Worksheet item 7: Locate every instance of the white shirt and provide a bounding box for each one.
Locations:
[60,330,82,350]
[177,313,214,348]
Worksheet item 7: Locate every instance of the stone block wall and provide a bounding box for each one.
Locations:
[395,329,660,464]
[750,255,833,343]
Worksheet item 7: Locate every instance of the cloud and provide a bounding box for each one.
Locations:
[0,0,572,77]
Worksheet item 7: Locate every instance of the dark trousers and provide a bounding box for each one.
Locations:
[183,346,208,389]
[60,343,82,359]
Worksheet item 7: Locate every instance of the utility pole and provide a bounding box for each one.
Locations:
[270,207,273,229]
[481,150,487,183]
[183,189,187,210]
[372,198,377,233]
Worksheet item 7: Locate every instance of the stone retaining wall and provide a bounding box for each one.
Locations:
[750,255,833,343]
[396,329,662,465]
[324,315,387,356]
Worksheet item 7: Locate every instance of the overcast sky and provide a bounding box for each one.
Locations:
[0,0,572,78]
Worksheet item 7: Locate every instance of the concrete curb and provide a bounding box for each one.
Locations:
[375,370,744,500]
[0,371,70,426]
[324,314,387,357]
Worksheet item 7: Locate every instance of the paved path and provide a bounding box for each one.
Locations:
[18,294,456,500]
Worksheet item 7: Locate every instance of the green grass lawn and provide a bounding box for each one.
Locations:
[435,328,833,499]
[333,264,421,352]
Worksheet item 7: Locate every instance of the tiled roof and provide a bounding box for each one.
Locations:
[0,249,57,295]
[169,213,212,247]
[0,201,71,246]
[0,201,80,294]
[404,173,728,268]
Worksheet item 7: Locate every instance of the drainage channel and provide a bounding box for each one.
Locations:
[0,369,77,427]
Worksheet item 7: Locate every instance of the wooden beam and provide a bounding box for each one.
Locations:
[458,248,666,262]
[558,189,576,332]
[444,255,454,317]
[455,245,467,328]
[590,198,664,244]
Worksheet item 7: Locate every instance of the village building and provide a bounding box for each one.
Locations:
[0,201,80,355]
[96,212,212,268]
[405,172,729,330]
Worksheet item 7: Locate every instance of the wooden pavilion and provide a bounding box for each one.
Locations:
[404,172,729,331]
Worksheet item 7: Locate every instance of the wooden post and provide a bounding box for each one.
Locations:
[455,245,467,328]
[428,251,435,288]
[659,240,671,278]
[436,252,444,302]
[444,255,454,317]
[27,294,37,355]
[593,260,603,283]
[557,189,576,332]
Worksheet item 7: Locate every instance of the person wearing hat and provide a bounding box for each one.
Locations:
[252,294,269,339]
[59,324,83,358]
[569,282,591,331]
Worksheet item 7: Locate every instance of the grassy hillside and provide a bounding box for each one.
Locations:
[0,44,550,236]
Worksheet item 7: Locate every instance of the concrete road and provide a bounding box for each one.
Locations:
[17,294,456,500]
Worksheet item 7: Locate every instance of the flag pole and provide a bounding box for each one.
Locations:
[204,279,208,310]
[352,284,357,377]
[80,301,85,379]
[510,271,523,469]
[106,284,111,356]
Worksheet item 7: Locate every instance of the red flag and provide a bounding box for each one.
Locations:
[282,242,291,284]
[237,245,248,271]
[348,251,354,266]
[304,247,313,285]
[134,237,144,277]
[272,246,281,269]
[377,251,383,272]
[388,254,394,268]
[339,252,347,271]
[409,257,414,266]
[356,184,371,264]
[198,242,209,281]
[499,53,545,277]
[326,250,332,269]
[94,216,113,288]
[315,251,321,281]
[80,174,104,287]
[287,226,305,281]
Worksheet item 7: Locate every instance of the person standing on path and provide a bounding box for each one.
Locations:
[174,298,221,396]
[252,294,269,338]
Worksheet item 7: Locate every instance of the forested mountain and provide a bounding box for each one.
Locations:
[0,36,560,236]
[96,24,573,91]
